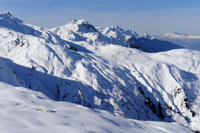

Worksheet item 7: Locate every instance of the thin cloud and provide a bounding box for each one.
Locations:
[86,5,105,11]
[119,5,141,12]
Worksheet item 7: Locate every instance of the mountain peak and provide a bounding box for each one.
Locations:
[174,32,181,35]
[77,19,90,25]
[71,19,97,33]
[180,32,187,36]
[142,33,152,39]
[111,25,120,29]
[0,11,12,16]
[70,19,77,24]
[174,32,187,36]
[0,11,23,29]
[100,25,152,40]
[70,19,90,25]
[0,11,44,36]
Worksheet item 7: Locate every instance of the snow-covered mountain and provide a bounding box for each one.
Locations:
[50,19,182,53]
[0,62,192,133]
[97,25,183,52]
[0,11,200,132]
[160,32,200,51]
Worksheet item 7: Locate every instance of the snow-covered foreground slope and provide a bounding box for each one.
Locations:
[0,58,194,132]
[0,81,193,133]
[0,11,200,132]
[0,58,192,133]
[160,32,200,51]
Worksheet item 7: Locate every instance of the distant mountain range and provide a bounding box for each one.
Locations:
[49,19,182,53]
[0,11,200,132]
[159,32,200,51]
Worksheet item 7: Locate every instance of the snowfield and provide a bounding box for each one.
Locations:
[0,11,200,132]
[0,81,193,133]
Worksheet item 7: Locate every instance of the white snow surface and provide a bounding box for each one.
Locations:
[97,25,153,40]
[50,19,182,53]
[0,81,192,133]
[0,11,200,132]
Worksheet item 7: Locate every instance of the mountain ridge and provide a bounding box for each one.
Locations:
[0,11,200,132]
[159,32,200,51]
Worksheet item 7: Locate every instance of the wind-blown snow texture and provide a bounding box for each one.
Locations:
[0,11,200,132]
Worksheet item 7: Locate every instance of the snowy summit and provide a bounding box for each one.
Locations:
[0,12,200,133]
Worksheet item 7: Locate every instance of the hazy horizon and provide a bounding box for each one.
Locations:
[1,0,200,36]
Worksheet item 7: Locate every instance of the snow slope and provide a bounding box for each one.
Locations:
[160,32,200,51]
[0,11,200,132]
[0,81,192,133]
[0,57,192,133]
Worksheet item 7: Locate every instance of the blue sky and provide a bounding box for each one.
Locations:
[1,0,200,36]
